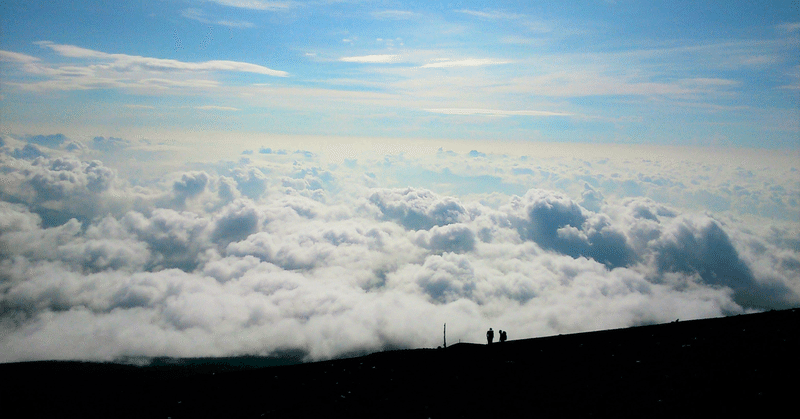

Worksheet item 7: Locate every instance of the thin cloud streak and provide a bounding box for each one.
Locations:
[196,105,240,111]
[424,108,572,117]
[36,41,288,77]
[339,55,401,64]
[0,50,40,63]
[457,9,525,20]
[1,42,289,94]
[372,10,417,20]
[776,22,800,32]
[181,9,255,28]
[421,58,511,68]
[204,0,293,11]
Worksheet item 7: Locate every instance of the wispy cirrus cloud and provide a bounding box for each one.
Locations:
[776,22,800,32]
[457,9,553,33]
[457,9,525,20]
[340,54,401,64]
[181,8,255,28]
[195,105,240,111]
[204,0,293,11]
[779,65,800,90]
[424,108,572,117]
[36,42,105,58]
[421,58,511,68]
[372,10,417,20]
[36,41,288,76]
[0,50,40,63]
[1,42,288,94]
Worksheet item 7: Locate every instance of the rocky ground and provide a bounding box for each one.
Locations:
[3,308,799,418]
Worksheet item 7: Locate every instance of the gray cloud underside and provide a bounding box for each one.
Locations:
[0,135,798,363]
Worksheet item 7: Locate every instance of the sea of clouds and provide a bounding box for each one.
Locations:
[1,134,798,363]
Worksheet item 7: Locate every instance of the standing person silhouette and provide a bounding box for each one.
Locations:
[486,328,494,345]
[499,330,507,343]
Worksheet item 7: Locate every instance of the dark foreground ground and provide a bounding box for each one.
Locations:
[3,309,799,418]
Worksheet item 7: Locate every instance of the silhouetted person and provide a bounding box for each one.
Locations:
[486,328,494,345]
[499,330,507,343]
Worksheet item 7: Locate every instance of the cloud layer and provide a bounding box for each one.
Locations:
[0,135,798,363]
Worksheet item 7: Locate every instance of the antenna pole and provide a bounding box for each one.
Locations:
[443,323,447,348]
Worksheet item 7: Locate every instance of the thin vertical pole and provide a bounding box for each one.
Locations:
[443,323,447,348]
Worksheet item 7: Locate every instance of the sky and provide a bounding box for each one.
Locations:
[0,1,799,363]
[1,0,798,146]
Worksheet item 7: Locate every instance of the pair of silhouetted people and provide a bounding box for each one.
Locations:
[487,328,508,344]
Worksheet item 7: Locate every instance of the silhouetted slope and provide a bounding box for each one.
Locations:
[3,309,798,418]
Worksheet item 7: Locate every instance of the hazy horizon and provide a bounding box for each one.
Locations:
[1,1,798,363]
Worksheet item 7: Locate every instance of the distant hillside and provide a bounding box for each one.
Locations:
[3,309,798,418]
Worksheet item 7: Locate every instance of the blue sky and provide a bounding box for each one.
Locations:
[1,0,798,147]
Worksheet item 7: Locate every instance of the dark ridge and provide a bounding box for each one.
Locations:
[3,309,799,418]
[140,350,307,371]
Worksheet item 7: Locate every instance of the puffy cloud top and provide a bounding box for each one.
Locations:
[369,188,470,230]
[0,137,798,363]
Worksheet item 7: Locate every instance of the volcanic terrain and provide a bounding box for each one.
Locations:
[3,308,798,418]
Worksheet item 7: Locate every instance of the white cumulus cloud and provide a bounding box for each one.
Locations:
[0,134,798,364]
